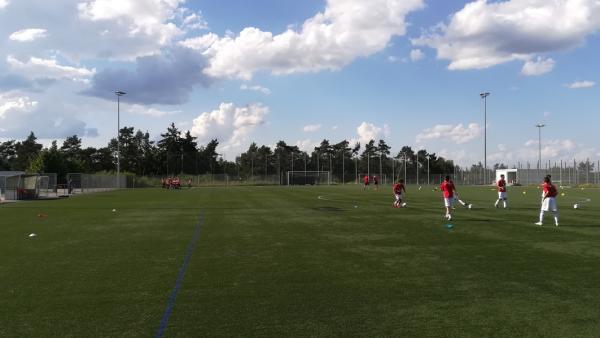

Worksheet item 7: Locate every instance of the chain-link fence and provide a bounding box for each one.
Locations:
[67,173,126,194]
[127,174,282,188]
[0,173,56,200]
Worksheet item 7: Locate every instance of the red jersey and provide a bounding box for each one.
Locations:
[542,182,557,198]
[497,179,506,192]
[393,183,405,194]
[363,176,369,184]
[440,181,455,198]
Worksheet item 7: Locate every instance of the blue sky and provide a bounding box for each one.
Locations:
[0,0,599,166]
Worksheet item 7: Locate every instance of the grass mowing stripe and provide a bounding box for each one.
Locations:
[156,211,204,338]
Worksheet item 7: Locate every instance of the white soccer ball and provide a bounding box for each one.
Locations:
[112,209,116,212]
[401,202,407,207]
[573,204,579,209]
[28,233,37,238]
[468,204,473,209]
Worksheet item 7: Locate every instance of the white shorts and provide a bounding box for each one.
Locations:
[444,197,454,207]
[498,192,507,199]
[541,197,557,212]
[395,193,403,201]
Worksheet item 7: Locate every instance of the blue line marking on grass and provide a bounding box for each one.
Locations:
[156,211,204,338]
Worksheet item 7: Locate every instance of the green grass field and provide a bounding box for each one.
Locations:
[2,184,600,337]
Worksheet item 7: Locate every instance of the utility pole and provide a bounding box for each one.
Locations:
[480,92,490,184]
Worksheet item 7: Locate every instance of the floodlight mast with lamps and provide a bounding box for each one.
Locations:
[480,92,490,185]
[536,123,546,176]
[115,90,126,189]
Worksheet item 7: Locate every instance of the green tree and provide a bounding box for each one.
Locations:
[0,140,17,170]
[14,132,43,170]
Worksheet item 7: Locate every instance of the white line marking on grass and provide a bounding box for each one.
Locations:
[156,211,204,338]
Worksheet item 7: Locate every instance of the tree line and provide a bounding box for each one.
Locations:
[0,123,457,183]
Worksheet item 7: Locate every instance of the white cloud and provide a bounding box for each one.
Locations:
[303,124,322,132]
[182,0,425,80]
[7,55,95,82]
[416,123,482,144]
[0,94,38,119]
[0,0,9,10]
[9,28,48,42]
[356,122,390,144]
[296,139,319,152]
[178,9,208,32]
[414,0,600,72]
[191,102,268,149]
[521,57,555,76]
[240,84,271,95]
[127,104,179,117]
[409,49,425,62]
[566,80,595,89]
[0,0,198,61]
[77,0,183,46]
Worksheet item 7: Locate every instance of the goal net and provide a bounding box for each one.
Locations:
[287,171,330,185]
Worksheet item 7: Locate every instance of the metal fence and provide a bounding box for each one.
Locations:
[67,173,126,194]
[0,173,55,200]
[127,174,282,188]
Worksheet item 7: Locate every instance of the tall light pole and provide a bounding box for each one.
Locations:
[115,90,126,188]
[536,123,546,176]
[480,92,490,185]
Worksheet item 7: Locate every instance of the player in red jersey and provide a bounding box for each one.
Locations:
[440,175,456,220]
[373,175,379,190]
[494,174,508,209]
[393,179,406,208]
[536,176,559,226]
[363,175,370,190]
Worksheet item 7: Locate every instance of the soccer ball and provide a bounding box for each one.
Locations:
[401,202,407,207]
[573,204,579,209]
[468,204,473,209]
[112,209,117,212]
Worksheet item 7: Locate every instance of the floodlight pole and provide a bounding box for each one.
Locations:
[403,154,407,183]
[115,90,126,189]
[427,156,430,185]
[416,154,419,185]
[342,151,345,184]
[379,151,382,183]
[180,145,184,175]
[480,92,490,185]
[536,123,545,178]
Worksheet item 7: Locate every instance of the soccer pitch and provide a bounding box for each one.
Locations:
[2,185,600,337]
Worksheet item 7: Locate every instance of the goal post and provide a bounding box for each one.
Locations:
[287,171,330,186]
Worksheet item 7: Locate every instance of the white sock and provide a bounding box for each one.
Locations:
[495,200,500,207]
[539,211,545,223]
[503,200,508,208]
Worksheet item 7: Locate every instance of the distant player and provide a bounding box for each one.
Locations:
[187,178,193,189]
[536,176,559,226]
[393,179,406,208]
[373,175,379,190]
[440,175,456,220]
[494,174,508,209]
[363,175,370,190]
